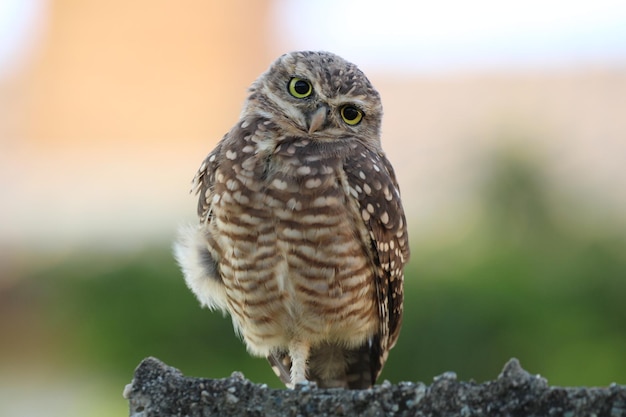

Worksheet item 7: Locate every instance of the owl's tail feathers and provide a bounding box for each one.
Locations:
[344,343,377,389]
[311,342,376,389]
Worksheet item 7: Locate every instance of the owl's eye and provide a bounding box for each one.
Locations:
[288,77,313,98]
[340,105,363,125]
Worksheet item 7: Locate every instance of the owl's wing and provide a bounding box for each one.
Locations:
[173,137,229,313]
[342,144,410,382]
[193,139,224,223]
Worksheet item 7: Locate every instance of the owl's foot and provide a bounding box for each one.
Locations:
[288,339,310,388]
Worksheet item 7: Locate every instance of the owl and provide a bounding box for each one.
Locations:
[175,51,409,389]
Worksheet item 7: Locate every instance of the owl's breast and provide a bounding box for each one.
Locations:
[207,131,378,355]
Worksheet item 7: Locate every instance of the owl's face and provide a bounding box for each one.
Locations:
[244,51,383,147]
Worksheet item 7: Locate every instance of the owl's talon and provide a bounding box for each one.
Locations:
[294,380,318,391]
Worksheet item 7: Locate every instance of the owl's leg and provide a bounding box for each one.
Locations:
[288,339,310,387]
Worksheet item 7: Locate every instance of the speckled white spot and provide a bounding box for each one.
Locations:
[221,191,233,203]
[296,166,312,175]
[312,196,338,207]
[272,178,288,190]
[226,150,237,160]
[233,191,249,204]
[287,198,302,210]
[383,187,393,201]
[241,157,256,171]
[320,165,333,174]
[305,178,322,189]
[283,228,304,240]
[226,179,239,191]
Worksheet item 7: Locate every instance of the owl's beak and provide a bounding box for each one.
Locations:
[307,106,328,134]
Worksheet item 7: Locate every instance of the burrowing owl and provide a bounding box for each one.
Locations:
[175,51,409,389]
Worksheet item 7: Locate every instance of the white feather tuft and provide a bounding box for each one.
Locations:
[173,224,229,313]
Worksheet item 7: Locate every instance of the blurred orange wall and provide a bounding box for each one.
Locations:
[18,1,273,146]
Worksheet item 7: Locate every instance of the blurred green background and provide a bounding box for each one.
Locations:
[2,147,625,416]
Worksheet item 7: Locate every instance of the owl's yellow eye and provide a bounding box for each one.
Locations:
[340,105,363,125]
[288,77,313,98]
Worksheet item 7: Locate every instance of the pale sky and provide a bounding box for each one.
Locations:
[272,0,626,73]
[0,0,46,79]
[2,0,626,78]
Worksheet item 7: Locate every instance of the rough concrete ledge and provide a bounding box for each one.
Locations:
[124,357,626,417]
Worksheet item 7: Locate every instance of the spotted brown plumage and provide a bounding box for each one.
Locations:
[175,51,409,389]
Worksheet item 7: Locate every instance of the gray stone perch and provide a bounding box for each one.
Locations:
[124,357,626,417]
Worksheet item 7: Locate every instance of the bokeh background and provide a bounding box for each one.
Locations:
[2,1,626,415]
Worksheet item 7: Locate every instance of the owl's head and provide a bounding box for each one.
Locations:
[244,51,383,146]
